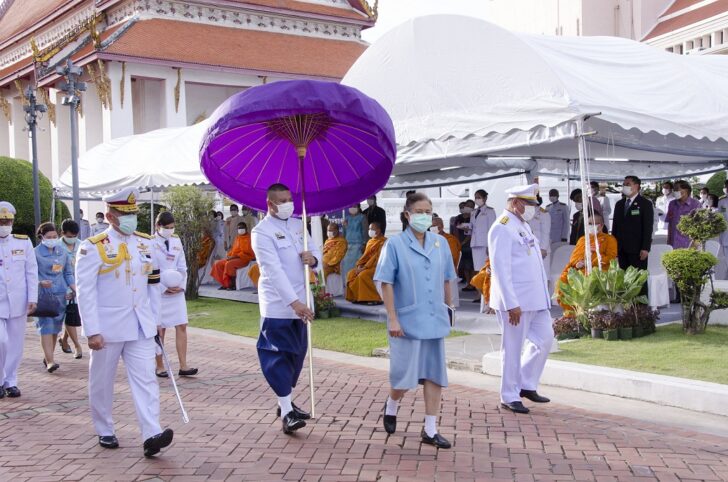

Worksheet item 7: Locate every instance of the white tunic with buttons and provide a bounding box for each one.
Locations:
[488,210,550,312]
[153,234,188,328]
[546,201,570,245]
[76,228,160,342]
[0,234,38,319]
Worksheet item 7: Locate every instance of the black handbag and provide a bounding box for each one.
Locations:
[64,299,81,327]
[33,289,62,318]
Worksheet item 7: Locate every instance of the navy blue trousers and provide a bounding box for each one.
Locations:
[256,318,307,397]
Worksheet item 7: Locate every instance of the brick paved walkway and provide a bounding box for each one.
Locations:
[1,326,727,481]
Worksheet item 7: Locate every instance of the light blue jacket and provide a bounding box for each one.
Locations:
[35,243,75,295]
[374,228,457,340]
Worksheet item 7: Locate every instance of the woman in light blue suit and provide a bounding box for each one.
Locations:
[340,204,367,281]
[374,193,457,449]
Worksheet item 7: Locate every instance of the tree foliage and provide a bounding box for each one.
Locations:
[676,208,727,247]
[705,170,726,197]
[0,156,70,241]
[163,186,214,299]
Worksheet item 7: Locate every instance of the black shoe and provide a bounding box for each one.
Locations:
[382,401,396,434]
[155,370,168,378]
[178,368,198,377]
[276,403,311,420]
[143,428,174,457]
[420,429,451,449]
[5,386,20,398]
[501,401,530,414]
[0,388,4,399]
[59,339,72,354]
[520,389,550,403]
[282,413,306,434]
[98,435,119,449]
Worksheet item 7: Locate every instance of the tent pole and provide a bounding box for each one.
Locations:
[150,187,155,234]
[577,117,592,274]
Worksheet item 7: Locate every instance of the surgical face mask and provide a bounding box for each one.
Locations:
[0,225,11,237]
[462,207,473,215]
[724,188,728,196]
[549,196,558,203]
[230,210,238,216]
[429,226,439,233]
[117,214,137,235]
[237,229,246,235]
[522,205,536,221]
[662,188,671,196]
[459,208,465,215]
[42,238,59,248]
[366,199,374,207]
[701,193,708,200]
[348,207,358,215]
[575,202,583,211]
[588,225,600,235]
[368,229,377,238]
[159,228,174,239]
[475,198,485,207]
[62,236,77,245]
[408,213,432,233]
[327,231,336,239]
[622,185,633,197]
[96,217,104,224]
[275,202,294,220]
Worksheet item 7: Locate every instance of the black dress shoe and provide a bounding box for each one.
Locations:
[520,389,550,403]
[501,401,530,414]
[276,403,311,420]
[59,339,72,354]
[143,428,174,457]
[178,368,198,377]
[420,429,451,449]
[5,386,20,398]
[282,413,306,434]
[382,401,396,434]
[98,435,119,449]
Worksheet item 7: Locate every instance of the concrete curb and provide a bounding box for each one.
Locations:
[482,351,728,417]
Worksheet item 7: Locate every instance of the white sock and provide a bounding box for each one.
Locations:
[385,396,399,416]
[278,395,293,417]
[424,415,437,437]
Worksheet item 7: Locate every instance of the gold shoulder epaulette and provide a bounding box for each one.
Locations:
[12,234,28,239]
[88,232,108,244]
[172,234,179,238]
[540,207,547,213]
[721,195,727,200]
[134,231,153,239]
[499,216,509,225]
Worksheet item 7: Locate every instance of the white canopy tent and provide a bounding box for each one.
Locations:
[341,15,728,189]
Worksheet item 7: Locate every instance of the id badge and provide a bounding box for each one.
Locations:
[631,209,640,215]
[51,264,62,273]
[142,262,153,275]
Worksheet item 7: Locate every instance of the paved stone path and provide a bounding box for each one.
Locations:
[1,325,727,481]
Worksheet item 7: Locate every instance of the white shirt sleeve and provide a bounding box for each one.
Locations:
[76,240,102,337]
[489,224,518,310]
[25,239,39,304]
[561,204,570,240]
[252,229,300,307]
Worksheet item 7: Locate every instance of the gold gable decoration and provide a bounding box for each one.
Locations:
[0,91,10,122]
[358,0,378,19]
[38,87,56,126]
[120,62,126,108]
[87,60,112,110]
[174,68,181,113]
[14,80,27,106]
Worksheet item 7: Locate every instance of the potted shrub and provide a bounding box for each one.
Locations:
[602,311,620,341]
[587,310,608,339]
[312,281,333,319]
[557,268,600,333]
[617,313,633,340]
[553,315,581,340]
[633,304,659,336]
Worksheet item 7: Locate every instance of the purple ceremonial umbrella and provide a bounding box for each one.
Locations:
[199,80,396,216]
[199,80,395,418]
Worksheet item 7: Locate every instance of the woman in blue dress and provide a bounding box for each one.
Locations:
[340,205,367,281]
[34,222,75,373]
[374,193,457,449]
[58,219,83,358]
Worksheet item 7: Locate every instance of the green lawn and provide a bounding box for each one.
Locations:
[187,297,465,357]
[551,324,728,385]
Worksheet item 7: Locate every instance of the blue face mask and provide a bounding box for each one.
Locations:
[408,213,433,233]
[118,214,138,235]
[41,238,59,249]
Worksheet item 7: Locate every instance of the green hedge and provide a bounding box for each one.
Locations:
[0,156,70,242]
[705,171,727,197]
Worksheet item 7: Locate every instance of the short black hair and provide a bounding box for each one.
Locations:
[404,192,432,211]
[229,203,239,211]
[570,188,582,201]
[156,211,174,227]
[590,181,599,189]
[624,175,641,186]
[237,222,247,229]
[95,212,104,218]
[663,181,674,189]
[458,202,466,208]
[675,180,691,192]
[549,189,559,197]
[369,221,382,232]
[464,199,475,207]
[61,219,79,235]
[474,189,488,198]
[405,190,416,197]
[37,222,56,238]
[266,184,290,200]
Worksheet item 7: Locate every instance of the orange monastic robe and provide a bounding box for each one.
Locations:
[248,263,260,287]
[345,236,387,303]
[211,234,254,288]
[470,259,491,304]
[442,232,461,271]
[323,236,348,277]
[557,232,618,312]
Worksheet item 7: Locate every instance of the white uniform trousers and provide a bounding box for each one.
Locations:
[0,316,27,388]
[496,309,553,403]
[472,247,487,272]
[717,246,728,280]
[89,337,162,441]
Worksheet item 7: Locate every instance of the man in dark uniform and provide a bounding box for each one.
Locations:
[611,175,654,271]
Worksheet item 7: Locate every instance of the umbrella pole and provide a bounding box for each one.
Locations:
[298,147,316,419]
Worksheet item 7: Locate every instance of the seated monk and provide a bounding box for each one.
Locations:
[211,222,254,290]
[431,216,461,271]
[248,263,260,288]
[345,222,387,304]
[323,223,348,279]
[556,213,618,313]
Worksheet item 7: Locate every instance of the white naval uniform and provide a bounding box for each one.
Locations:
[546,201,569,247]
[488,210,553,404]
[76,228,163,441]
[153,234,188,328]
[528,208,551,280]
[717,196,728,279]
[252,215,322,319]
[0,234,38,389]
[655,193,678,231]
[92,222,110,236]
[597,195,612,230]
[470,205,496,271]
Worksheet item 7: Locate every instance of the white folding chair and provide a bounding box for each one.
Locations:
[235,261,257,290]
[325,272,344,297]
[549,244,574,294]
[706,240,720,257]
[647,244,672,308]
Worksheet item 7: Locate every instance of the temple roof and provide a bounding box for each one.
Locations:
[643,0,728,40]
[0,0,82,48]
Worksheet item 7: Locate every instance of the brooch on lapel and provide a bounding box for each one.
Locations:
[275,232,285,240]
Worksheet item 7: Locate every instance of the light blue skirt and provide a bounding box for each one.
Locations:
[389,336,448,390]
[36,293,67,336]
[340,243,363,281]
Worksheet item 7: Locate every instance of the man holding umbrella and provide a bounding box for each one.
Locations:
[253,183,321,434]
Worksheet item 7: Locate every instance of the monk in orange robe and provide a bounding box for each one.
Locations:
[323,223,348,278]
[431,216,461,270]
[248,263,260,288]
[345,222,387,304]
[470,259,491,303]
[556,213,618,312]
[211,222,255,289]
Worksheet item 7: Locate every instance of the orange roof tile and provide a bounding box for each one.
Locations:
[226,0,371,21]
[663,0,706,17]
[0,0,85,46]
[0,54,33,83]
[102,18,367,78]
[644,0,728,40]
